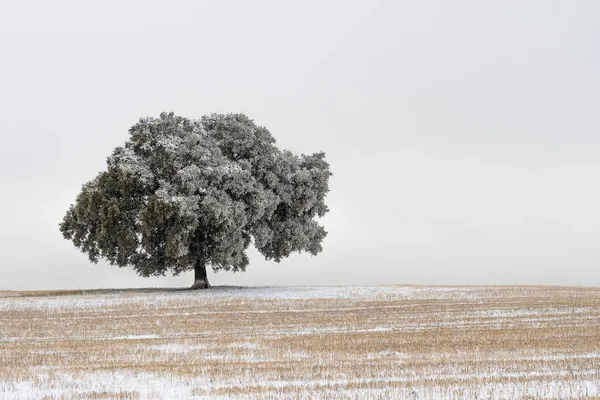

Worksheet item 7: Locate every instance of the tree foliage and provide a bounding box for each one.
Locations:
[59,113,331,279]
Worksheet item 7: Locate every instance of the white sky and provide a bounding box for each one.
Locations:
[1,0,599,289]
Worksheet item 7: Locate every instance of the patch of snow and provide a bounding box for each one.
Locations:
[149,343,215,353]
[0,286,484,311]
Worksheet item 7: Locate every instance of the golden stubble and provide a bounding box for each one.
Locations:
[1,285,599,399]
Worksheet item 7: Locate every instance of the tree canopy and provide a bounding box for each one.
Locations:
[59,112,331,288]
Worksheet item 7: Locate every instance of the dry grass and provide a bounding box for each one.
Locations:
[1,285,599,399]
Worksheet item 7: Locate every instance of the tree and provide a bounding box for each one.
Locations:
[59,112,331,289]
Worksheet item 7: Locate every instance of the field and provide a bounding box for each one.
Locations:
[1,285,599,399]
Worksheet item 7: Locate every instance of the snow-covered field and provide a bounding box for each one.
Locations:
[1,285,599,399]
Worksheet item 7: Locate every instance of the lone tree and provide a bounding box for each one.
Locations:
[60,112,331,289]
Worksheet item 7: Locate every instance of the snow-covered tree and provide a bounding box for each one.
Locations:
[60,112,331,289]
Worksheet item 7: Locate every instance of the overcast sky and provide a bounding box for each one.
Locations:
[1,0,599,290]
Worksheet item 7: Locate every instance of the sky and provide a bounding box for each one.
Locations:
[1,0,599,290]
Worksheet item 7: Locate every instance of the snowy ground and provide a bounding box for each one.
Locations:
[1,285,599,399]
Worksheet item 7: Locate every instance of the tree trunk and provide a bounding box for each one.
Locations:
[190,261,211,290]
